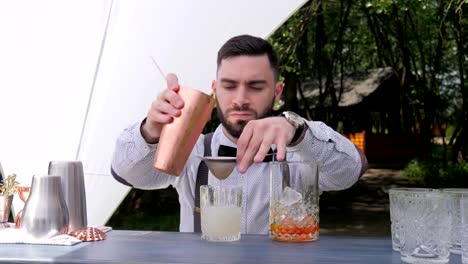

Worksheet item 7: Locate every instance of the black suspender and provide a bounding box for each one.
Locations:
[193,132,213,232]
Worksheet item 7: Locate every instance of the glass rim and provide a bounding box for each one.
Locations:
[200,184,242,190]
[269,160,320,165]
[389,188,433,193]
[394,192,449,199]
[441,188,468,194]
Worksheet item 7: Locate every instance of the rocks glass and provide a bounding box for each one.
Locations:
[398,191,451,264]
[389,188,433,251]
[200,184,242,242]
[461,197,468,264]
[442,189,468,254]
[269,161,319,242]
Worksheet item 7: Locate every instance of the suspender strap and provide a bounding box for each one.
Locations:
[194,132,213,232]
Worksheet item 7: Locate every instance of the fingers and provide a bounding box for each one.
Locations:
[159,88,184,110]
[166,73,180,92]
[236,117,293,173]
[141,74,184,142]
[236,124,252,163]
[254,135,274,163]
[165,73,184,109]
[148,100,178,124]
[236,123,255,173]
[275,137,287,161]
[154,73,184,120]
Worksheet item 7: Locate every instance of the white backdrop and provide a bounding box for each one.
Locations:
[0,0,306,226]
[0,0,112,222]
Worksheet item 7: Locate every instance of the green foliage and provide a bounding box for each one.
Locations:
[364,0,432,14]
[445,125,456,139]
[107,187,180,231]
[402,159,468,187]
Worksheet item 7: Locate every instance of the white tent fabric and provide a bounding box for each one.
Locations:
[0,0,113,221]
[1,0,306,226]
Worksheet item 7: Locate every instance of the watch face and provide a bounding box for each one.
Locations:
[288,111,300,120]
[282,111,304,127]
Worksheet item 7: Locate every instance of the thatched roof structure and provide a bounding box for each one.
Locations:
[302,67,396,108]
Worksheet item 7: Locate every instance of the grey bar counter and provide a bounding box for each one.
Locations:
[0,231,462,263]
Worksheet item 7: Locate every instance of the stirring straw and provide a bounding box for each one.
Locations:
[150,56,167,81]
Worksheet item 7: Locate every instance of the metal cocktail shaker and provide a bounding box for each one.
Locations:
[154,86,214,176]
[48,161,87,232]
[21,175,69,239]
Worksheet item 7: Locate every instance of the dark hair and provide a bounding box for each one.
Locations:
[217,35,280,81]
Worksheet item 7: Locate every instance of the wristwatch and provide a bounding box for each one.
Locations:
[280,111,305,143]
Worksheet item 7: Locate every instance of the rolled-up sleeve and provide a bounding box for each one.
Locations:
[287,120,362,191]
[111,119,179,190]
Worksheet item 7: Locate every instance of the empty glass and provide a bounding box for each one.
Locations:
[200,184,242,242]
[399,191,451,264]
[389,188,433,251]
[442,189,468,254]
[461,197,468,264]
[269,161,319,242]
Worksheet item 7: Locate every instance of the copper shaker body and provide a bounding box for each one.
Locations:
[0,195,13,223]
[154,86,214,176]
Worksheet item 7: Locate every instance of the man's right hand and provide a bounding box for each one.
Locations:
[141,73,184,144]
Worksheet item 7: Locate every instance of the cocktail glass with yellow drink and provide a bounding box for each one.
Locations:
[200,184,242,242]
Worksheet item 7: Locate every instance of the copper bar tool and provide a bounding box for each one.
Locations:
[154,86,214,175]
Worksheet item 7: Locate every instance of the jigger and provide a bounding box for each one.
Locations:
[48,161,87,232]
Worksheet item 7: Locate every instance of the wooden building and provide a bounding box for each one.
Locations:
[302,67,423,164]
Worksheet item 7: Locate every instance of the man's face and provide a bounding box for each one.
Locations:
[212,55,283,138]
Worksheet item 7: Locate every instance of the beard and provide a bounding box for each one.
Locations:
[217,97,276,138]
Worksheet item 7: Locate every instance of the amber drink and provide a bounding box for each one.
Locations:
[269,161,319,242]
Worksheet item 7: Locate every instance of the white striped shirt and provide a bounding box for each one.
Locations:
[111,118,362,234]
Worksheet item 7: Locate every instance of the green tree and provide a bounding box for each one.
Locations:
[270,0,467,162]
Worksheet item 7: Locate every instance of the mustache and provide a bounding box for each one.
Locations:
[227,105,254,113]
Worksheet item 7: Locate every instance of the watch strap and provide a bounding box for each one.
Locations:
[280,111,305,144]
[290,123,304,143]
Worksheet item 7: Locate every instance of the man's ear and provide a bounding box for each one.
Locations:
[274,82,284,102]
[211,80,217,94]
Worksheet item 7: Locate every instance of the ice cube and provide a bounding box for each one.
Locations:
[280,187,303,206]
